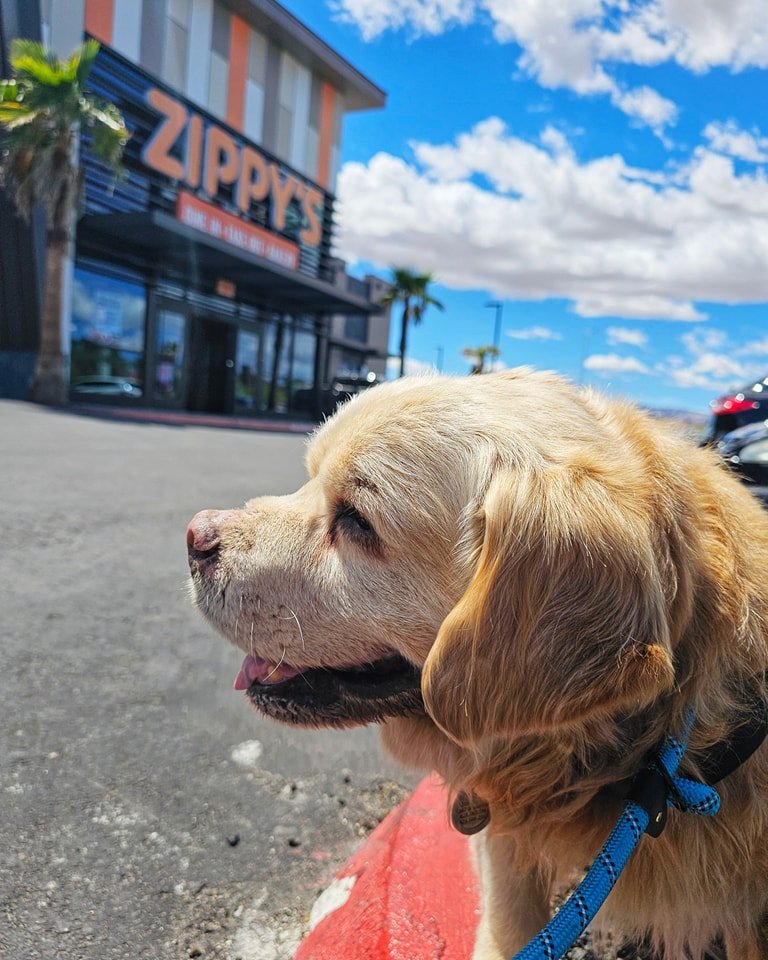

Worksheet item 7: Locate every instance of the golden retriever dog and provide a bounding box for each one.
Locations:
[187,370,768,960]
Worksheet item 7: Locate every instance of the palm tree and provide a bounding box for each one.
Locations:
[462,344,500,375]
[382,268,444,378]
[0,39,128,405]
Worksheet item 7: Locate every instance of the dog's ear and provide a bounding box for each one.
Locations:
[422,466,675,744]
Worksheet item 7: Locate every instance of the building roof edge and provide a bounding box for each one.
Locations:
[227,0,386,112]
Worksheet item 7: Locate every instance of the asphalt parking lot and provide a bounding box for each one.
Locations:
[1,401,413,960]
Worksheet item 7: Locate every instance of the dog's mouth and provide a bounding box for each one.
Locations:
[233,652,424,728]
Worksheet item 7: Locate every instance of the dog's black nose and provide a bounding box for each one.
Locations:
[186,511,222,569]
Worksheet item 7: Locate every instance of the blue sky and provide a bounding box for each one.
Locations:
[284,0,768,412]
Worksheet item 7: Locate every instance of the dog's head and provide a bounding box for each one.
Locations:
[188,371,675,740]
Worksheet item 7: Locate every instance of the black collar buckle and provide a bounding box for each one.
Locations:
[624,766,669,838]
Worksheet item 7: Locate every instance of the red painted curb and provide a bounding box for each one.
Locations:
[69,404,315,434]
[295,775,480,960]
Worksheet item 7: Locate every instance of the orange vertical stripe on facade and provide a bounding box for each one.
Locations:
[317,82,336,188]
[84,0,114,44]
[226,16,250,131]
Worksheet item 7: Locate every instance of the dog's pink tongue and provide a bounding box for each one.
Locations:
[234,654,301,689]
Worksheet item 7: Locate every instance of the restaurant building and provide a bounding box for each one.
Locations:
[0,0,390,418]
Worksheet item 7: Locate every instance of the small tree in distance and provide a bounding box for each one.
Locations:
[381,268,444,378]
[0,39,129,405]
[462,344,500,375]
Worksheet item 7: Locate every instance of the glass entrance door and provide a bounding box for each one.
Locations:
[187,316,237,415]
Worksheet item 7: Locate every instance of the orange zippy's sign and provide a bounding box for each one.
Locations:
[141,88,324,250]
[176,192,300,270]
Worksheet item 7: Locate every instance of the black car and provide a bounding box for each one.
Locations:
[292,373,379,418]
[702,374,768,443]
[715,421,768,505]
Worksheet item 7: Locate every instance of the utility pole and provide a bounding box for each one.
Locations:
[485,301,503,363]
[435,345,444,372]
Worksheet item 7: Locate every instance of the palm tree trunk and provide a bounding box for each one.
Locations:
[30,137,75,406]
[30,228,69,405]
[398,302,411,378]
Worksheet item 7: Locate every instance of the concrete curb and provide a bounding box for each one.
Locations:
[69,403,316,434]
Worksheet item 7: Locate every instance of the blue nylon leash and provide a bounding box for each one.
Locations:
[510,713,721,960]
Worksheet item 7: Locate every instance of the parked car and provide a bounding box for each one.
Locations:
[292,373,379,418]
[71,376,144,398]
[701,374,768,443]
[715,421,768,505]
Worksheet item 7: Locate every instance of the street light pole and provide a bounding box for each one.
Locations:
[485,300,503,356]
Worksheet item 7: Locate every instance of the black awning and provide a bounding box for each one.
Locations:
[78,212,378,315]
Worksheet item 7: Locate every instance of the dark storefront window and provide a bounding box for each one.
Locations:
[343,314,369,343]
[155,310,186,401]
[290,328,317,416]
[292,329,316,393]
[70,267,146,399]
[235,329,260,411]
[262,317,291,413]
[259,317,317,414]
[331,347,369,378]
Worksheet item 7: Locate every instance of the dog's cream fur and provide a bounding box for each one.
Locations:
[194,371,768,960]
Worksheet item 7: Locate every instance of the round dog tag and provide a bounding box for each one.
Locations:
[451,790,491,835]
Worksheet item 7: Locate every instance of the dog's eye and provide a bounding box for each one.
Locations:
[335,500,375,536]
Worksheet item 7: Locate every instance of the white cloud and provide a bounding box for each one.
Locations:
[584,353,652,374]
[331,0,474,40]
[703,121,768,163]
[680,328,728,356]
[607,326,649,347]
[334,0,768,131]
[506,325,562,341]
[610,85,678,133]
[656,326,766,391]
[661,354,748,390]
[735,335,768,356]
[574,296,706,321]
[655,0,768,73]
[336,119,768,321]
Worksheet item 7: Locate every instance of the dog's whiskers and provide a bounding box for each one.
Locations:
[234,594,244,635]
[280,608,306,652]
[264,646,287,681]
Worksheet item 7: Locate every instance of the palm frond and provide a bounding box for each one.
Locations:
[0,78,21,101]
[423,294,444,310]
[0,105,44,130]
[10,40,66,87]
[81,97,128,134]
[72,39,100,87]
[1,39,127,220]
[0,102,26,122]
[82,98,129,171]
[9,39,55,67]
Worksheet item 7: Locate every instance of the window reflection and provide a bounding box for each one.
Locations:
[236,330,260,411]
[292,329,315,392]
[155,310,186,400]
[70,267,146,399]
[263,318,293,413]
[290,328,317,416]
